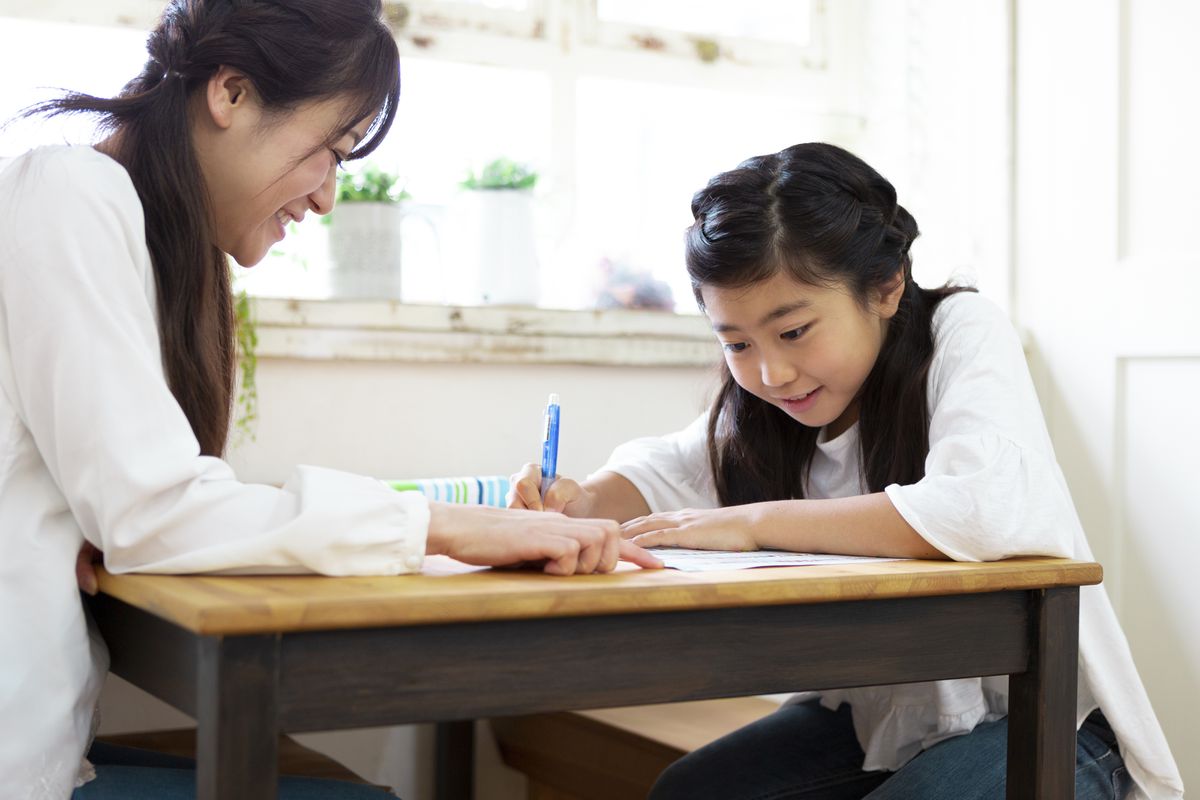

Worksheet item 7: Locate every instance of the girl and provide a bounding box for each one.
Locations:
[0,1,657,797]
[509,143,1182,799]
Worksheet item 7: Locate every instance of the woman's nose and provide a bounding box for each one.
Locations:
[310,162,336,216]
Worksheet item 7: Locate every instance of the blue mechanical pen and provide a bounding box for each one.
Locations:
[540,393,560,500]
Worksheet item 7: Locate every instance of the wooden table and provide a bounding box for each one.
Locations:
[88,557,1100,799]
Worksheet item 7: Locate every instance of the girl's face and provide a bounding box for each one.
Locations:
[192,68,374,267]
[701,270,903,438]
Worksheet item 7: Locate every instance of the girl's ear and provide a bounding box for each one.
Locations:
[204,66,255,131]
[873,269,906,319]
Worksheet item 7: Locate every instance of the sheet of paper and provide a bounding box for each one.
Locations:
[648,547,906,572]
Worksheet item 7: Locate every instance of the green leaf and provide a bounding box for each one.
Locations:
[232,284,259,444]
[461,157,538,191]
[336,164,411,204]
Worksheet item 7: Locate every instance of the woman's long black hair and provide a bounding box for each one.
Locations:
[685,143,973,505]
[24,0,400,456]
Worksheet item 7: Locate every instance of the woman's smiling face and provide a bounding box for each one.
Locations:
[701,270,902,438]
[191,67,374,267]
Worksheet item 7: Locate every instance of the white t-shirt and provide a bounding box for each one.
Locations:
[0,146,431,797]
[595,291,1183,799]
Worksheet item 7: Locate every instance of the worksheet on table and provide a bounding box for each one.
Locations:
[648,548,906,572]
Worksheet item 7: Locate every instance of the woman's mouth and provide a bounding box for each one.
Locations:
[273,209,291,240]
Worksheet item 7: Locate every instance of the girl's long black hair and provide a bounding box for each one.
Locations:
[23,0,400,456]
[685,143,973,505]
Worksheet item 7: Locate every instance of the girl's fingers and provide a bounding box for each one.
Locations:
[543,479,577,514]
[630,530,680,549]
[513,478,544,511]
[508,464,544,510]
[620,514,678,539]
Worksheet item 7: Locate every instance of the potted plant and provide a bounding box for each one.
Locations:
[327,164,411,298]
[448,157,540,306]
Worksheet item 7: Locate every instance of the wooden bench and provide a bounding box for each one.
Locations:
[491,697,780,800]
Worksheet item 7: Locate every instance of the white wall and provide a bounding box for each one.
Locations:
[224,358,715,487]
[853,0,1012,309]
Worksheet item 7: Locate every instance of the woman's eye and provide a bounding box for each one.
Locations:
[722,342,748,353]
[780,325,810,341]
[331,149,347,168]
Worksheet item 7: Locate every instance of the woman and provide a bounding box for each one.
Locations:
[0,1,658,796]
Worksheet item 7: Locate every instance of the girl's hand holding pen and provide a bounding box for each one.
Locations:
[621,506,759,552]
[509,462,594,516]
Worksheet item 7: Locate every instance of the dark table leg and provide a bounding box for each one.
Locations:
[434,720,475,800]
[1007,587,1080,799]
[196,635,280,800]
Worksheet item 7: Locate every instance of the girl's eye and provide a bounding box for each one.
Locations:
[722,342,748,353]
[331,149,347,168]
[780,324,810,342]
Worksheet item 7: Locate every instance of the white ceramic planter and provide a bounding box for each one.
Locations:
[446,189,540,306]
[328,202,405,299]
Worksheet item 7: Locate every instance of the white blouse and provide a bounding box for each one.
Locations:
[0,146,431,798]
[595,291,1183,799]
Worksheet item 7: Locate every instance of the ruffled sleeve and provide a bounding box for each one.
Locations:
[884,294,1079,561]
[591,412,717,512]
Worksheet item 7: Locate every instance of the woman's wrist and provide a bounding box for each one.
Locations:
[424,501,457,555]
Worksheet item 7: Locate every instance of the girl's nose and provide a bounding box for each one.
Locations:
[760,356,798,388]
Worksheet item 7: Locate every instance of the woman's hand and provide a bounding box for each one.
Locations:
[621,506,759,552]
[427,502,662,574]
[508,463,595,517]
[76,541,103,595]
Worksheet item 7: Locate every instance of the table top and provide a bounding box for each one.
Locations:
[94,556,1102,636]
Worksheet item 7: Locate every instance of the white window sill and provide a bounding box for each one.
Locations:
[250,298,718,368]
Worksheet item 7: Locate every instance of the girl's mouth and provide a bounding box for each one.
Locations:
[780,387,822,413]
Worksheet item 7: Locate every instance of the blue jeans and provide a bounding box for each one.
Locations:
[72,741,396,799]
[649,700,1133,800]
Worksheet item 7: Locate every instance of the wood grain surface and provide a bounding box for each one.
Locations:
[94,556,1101,635]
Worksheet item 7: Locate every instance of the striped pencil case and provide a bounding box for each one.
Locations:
[387,476,511,507]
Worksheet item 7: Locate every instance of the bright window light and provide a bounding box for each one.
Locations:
[596,0,812,46]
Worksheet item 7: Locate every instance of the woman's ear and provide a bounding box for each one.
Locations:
[873,269,906,319]
[203,66,255,130]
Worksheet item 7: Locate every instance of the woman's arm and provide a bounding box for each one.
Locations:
[427,500,662,573]
[621,493,948,559]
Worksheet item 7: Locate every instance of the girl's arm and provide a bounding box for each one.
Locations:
[621,494,947,559]
[756,494,947,558]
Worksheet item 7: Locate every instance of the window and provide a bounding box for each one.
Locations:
[0,3,864,313]
[0,18,148,154]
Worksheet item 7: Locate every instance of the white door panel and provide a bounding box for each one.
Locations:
[1017,0,1198,785]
